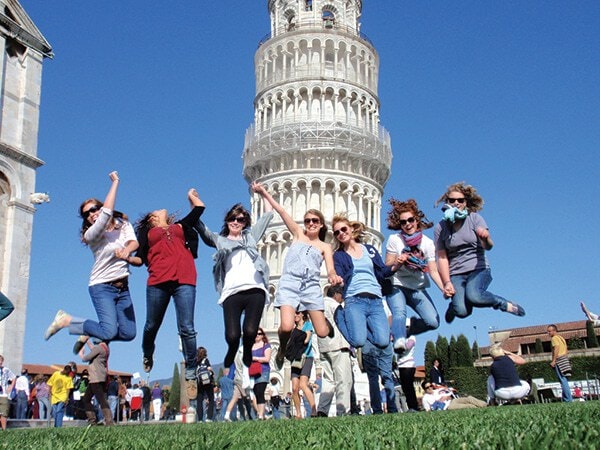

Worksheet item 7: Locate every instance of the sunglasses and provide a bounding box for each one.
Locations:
[82,205,100,219]
[257,332,264,336]
[333,226,349,237]
[399,217,416,226]
[228,216,246,223]
[424,384,433,389]
[304,218,321,225]
[447,197,466,204]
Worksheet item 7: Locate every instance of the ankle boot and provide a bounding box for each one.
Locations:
[85,411,97,425]
[102,408,114,426]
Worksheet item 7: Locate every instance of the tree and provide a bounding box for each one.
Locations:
[472,341,480,361]
[535,338,544,354]
[567,337,585,350]
[170,363,181,412]
[424,340,437,377]
[435,335,449,370]
[449,336,458,368]
[586,321,599,348]
[456,334,473,367]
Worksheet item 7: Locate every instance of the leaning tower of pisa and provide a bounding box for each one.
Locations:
[242,1,393,352]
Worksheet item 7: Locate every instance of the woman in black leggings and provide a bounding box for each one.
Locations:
[195,184,274,375]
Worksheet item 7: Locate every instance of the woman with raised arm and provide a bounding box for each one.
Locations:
[132,188,204,401]
[385,199,444,352]
[194,188,273,379]
[434,182,525,323]
[45,171,138,354]
[251,182,342,369]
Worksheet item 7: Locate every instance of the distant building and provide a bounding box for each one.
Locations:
[0,0,52,369]
[476,320,600,365]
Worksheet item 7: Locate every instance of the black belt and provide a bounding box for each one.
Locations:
[356,292,379,299]
[104,277,128,290]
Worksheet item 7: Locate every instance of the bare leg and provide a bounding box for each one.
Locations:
[307,310,332,338]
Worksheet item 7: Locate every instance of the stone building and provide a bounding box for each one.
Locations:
[0,0,52,368]
[242,0,393,389]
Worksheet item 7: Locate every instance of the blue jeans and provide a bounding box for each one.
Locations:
[334,295,390,348]
[16,391,28,419]
[555,365,573,402]
[143,282,197,379]
[0,291,14,322]
[450,268,508,318]
[38,397,51,420]
[362,340,397,414]
[52,402,65,427]
[386,286,439,340]
[108,395,118,421]
[69,283,136,342]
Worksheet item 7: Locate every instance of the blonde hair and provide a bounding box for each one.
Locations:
[331,214,365,250]
[489,344,505,358]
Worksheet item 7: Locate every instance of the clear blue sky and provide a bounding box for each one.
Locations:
[20,1,600,380]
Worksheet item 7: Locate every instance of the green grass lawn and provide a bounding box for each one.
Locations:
[2,401,599,449]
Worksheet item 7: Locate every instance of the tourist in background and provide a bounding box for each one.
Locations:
[195,347,215,422]
[487,344,530,404]
[316,284,352,417]
[434,182,525,323]
[251,328,272,420]
[547,324,573,402]
[45,171,138,353]
[79,340,113,425]
[0,355,15,430]
[47,365,74,427]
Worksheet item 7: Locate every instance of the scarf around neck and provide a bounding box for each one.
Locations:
[442,205,469,223]
[400,231,428,272]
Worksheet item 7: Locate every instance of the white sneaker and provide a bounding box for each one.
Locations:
[394,337,406,351]
[242,366,251,389]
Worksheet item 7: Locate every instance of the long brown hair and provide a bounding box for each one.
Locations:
[79,198,128,243]
[387,198,433,231]
[305,209,327,241]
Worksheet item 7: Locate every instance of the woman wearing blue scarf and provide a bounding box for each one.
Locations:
[385,199,444,352]
[434,182,525,323]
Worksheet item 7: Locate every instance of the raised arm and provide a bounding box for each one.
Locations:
[188,188,205,209]
[103,171,120,211]
[251,182,302,239]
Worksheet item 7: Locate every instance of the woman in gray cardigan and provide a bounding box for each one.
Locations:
[195,184,273,376]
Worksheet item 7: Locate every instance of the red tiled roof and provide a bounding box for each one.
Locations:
[23,363,132,377]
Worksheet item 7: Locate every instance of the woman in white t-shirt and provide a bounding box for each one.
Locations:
[385,199,444,352]
[44,171,138,353]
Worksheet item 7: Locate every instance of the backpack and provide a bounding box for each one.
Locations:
[196,358,212,386]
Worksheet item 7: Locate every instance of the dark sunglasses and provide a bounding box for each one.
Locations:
[447,197,466,204]
[228,216,246,223]
[304,218,321,225]
[82,205,100,219]
[425,384,433,389]
[399,217,416,226]
[257,332,264,336]
[333,226,349,237]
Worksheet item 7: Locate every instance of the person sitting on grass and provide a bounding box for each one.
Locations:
[421,381,486,411]
[487,344,530,405]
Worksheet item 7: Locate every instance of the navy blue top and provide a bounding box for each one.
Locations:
[491,355,521,389]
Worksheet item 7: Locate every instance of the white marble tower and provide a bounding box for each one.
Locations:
[242,0,392,350]
[0,0,52,368]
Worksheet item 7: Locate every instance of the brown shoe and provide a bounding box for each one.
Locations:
[186,379,197,400]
